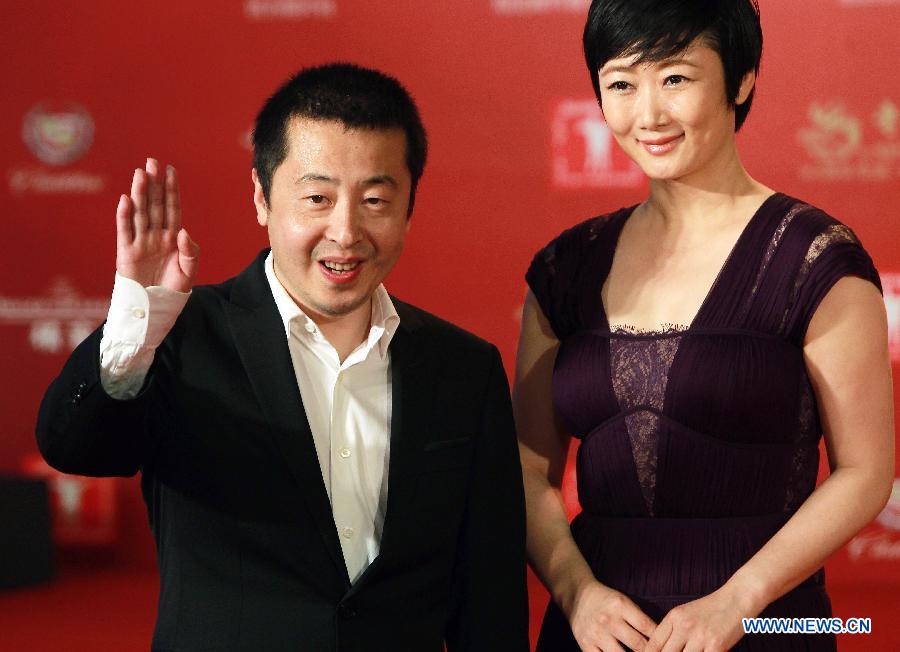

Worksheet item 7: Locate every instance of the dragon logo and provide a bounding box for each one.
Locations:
[797,102,862,161]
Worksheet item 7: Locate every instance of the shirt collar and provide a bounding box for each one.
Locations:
[264,251,400,360]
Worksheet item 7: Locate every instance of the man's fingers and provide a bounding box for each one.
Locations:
[177,228,200,282]
[146,157,165,229]
[131,168,149,233]
[166,164,182,232]
[115,194,134,247]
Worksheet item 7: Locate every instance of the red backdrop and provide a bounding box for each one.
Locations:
[3,0,898,648]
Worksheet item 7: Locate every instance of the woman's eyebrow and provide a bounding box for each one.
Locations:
[600,58,702,76]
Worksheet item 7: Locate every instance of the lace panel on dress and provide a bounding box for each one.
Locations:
[745,202,811,304]
[609,323,690,336]
[784,377,819,511]
[777,225,855,510]
[609,336,682,515]
[779,224,859,332]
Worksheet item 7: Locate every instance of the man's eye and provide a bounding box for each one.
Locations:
[308,195,326,204]
[365,197,386,206]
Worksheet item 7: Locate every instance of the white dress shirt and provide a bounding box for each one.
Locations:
[98,252,399,583]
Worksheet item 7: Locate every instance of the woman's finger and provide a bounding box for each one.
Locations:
[597,633,627,652]
[610,622,649,652]
[625,605,657,640]
[644,618,672,652]
[658,627,686,652]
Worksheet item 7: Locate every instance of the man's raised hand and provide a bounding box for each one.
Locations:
[115,158,199,292]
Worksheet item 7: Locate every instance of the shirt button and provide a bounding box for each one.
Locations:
[131,307,146,319]
[304,321,316,334]
[339,447,351,459]
[342,527,354,539]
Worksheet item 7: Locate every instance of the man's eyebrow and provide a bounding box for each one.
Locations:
[296,173,337,184]
[295,174,398,187]
[362,175,398,188]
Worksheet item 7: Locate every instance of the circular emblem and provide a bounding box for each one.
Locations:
[876,478,900,531]
[22,101,95,166]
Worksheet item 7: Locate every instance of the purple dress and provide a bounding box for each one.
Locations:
[526,194,881,651]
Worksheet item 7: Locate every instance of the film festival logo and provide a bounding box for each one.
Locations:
[243,0,336,19]
[9,101,105,196]
[797,98,900,182]
[0,278,106,355]
[552,99,643,189]
[491,0,588,14]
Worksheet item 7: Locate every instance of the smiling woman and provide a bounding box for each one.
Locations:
[514,1,894,652]
[597,43,755,184]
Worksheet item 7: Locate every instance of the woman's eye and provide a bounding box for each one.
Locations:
[607,81,631,92]
[665,75,687,86]
[308,195,326,204]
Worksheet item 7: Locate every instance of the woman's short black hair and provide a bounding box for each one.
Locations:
[253,63,428,214]
[583,0,762,131]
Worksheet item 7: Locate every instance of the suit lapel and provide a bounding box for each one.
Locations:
[225,252,350,586]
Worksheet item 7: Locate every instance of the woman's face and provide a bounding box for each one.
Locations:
[597,40,753,183]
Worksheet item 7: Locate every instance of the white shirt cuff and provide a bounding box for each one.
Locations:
[99,273,190,399]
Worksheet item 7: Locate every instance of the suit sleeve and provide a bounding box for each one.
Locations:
[445,346,529,651]
[35,323,168,478]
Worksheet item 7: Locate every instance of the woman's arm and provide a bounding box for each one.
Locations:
[515,291,656,652]
[646,276,895,652]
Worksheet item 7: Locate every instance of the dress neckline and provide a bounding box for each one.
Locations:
[599,192,782,336]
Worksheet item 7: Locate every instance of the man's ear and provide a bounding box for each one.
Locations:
[251,168,268,227]
[736,70,756,106]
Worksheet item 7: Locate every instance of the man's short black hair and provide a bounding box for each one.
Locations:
[583,0,763,131]
[253,63,428,214]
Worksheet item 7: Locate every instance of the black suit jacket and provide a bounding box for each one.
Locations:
[36,250,528,651]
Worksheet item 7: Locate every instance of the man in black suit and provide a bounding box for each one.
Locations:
[36,63,528,651]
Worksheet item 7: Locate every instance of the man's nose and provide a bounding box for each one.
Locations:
[326,200,363,248]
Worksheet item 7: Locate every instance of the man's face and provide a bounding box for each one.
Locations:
[253,117,412,325]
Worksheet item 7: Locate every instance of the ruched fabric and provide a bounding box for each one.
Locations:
[526,194,881,651]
